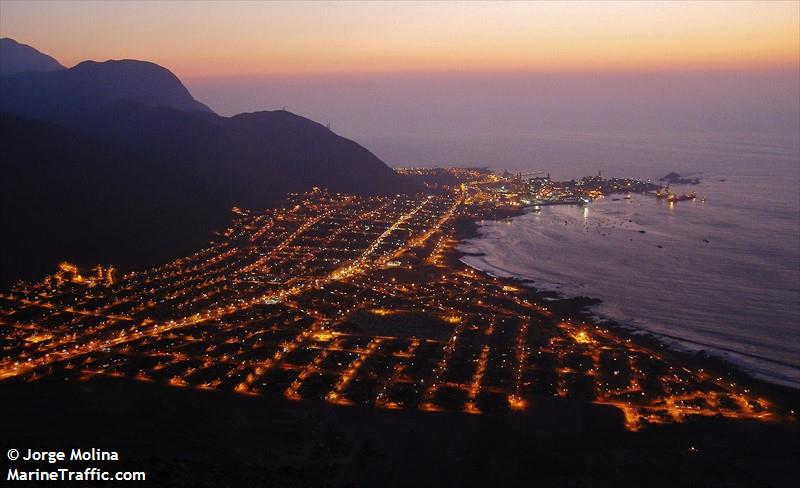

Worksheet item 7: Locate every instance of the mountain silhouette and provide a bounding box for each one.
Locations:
[1,58,213,118]
[0,40,413,285]
[0,37,65,75]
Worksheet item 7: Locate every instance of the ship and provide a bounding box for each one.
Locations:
[560,196,590,205]
[667,192,696,202]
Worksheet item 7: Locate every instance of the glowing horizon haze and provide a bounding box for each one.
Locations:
[2,1,798,167]
[2,1,797,76]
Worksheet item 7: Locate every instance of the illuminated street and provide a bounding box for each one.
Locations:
[0,171,788,431]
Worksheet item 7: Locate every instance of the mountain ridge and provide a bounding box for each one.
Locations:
[0,37,65,75]
[0,58,214,117]
[0,39,414,286]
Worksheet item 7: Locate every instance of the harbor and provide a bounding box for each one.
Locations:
[460,169,703,209]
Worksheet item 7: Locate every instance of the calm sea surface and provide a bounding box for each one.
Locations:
[449,131,800,388]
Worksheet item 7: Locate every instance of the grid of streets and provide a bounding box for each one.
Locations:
[0,172,782,431]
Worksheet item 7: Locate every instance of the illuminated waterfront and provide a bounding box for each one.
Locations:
[0,170,792,431]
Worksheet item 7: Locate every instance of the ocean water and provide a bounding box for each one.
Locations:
[452,131,800,388]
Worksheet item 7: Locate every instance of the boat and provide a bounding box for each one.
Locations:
[560,196,590,205]
[667,192,696,202]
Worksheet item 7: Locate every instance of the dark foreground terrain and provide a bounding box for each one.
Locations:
[1,378,798,487]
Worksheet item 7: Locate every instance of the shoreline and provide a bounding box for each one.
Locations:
[449,207,800,411]
[1,191,798,486]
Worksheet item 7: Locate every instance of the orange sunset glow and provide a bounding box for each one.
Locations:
[2,1,798,78]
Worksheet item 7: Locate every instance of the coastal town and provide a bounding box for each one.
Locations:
[398,167,700,207]
[0,168,781,432]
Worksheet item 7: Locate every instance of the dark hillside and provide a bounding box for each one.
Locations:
[0,113,229,285]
